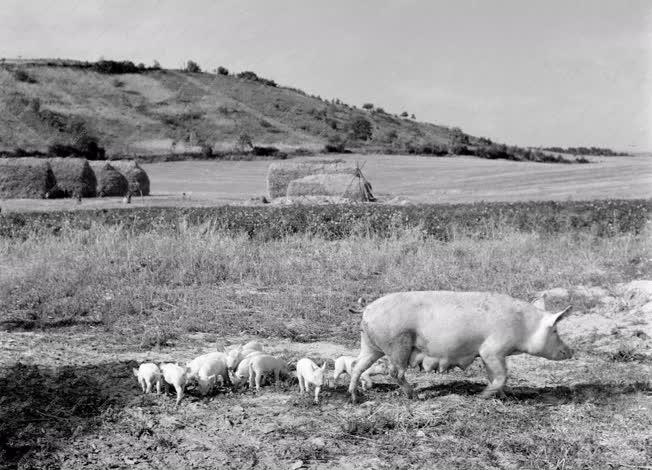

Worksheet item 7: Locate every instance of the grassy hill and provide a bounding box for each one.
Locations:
[0,61,469,158]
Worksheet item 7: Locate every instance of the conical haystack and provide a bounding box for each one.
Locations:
[108,159,150,196]
[0,157,56,199]
[48,157,96,197]
[89,161,129,197]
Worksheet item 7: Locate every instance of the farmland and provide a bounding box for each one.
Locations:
[0,154,650,213]
[1,151,651,469]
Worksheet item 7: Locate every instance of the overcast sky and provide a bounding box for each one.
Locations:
[2,0,651,151]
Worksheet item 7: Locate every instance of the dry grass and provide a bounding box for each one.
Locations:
[0,222,649,343]
[286,173,370,201]
[266,160,354,198]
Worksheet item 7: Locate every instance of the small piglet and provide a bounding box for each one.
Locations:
[159,363,188,405]
[333,355,387,390]
[296,358,327,403]
[247,354,289,391]
[133,363,161,394]
[232,350,264,386]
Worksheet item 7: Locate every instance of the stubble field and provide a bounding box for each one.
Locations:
[0,154,650,213]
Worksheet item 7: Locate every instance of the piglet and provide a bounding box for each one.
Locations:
[247,354,288,392]
[133,363,161,394]
[159,363,187,405]
[296,358,327,403]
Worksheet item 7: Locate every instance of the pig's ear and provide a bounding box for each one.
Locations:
[321,362,327,370]
[545,306,572,327]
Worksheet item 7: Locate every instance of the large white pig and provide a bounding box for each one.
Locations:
[348,291,572,403]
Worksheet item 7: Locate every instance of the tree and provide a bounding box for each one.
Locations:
[362,103,374,110]
[217,66,229,75]
[236,133,253,151]
[400,111,409,118]
[349,117,373,141]
[410,114,416,119]
[185,60,201,73]
[152,60,161,70]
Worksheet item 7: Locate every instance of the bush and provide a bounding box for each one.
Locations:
[400,111,409,118]
[252,146,279,157]
[13,69,37,83]
[92,60,139,74]
[349,117,373,141]
[324,135,347,153]
[185,60,201,73]
[362,103,374,110]
[236,133,253,152]
[217,66,229,75]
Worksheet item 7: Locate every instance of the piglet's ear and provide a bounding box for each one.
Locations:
[321,362,327,370]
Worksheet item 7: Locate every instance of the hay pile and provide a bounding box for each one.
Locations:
[47,158,96,198]
[286,173,374,201]
[266,160,356,199]
[89,162,129,197]
[108,160,150,196]
[0,158,56,199]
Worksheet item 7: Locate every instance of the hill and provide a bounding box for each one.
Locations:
[0,60,473,157]
[0,60,601,163]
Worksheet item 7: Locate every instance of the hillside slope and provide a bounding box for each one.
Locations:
[0,63,465,157]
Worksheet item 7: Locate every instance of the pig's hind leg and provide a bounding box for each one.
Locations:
[385,332,415,399]
[349,331,384,403]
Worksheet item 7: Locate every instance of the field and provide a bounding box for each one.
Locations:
[1,154,650,213]
[1,203,651,468]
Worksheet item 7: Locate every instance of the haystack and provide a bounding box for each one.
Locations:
[266,160,356,199]
[89,161,129,197]
[0,157,56,199]
[286,173,375,202]
[48,157,96,197]
[108,160,150,196]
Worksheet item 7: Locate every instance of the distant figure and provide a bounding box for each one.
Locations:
[75,191,82,204]
[123,192,132,204]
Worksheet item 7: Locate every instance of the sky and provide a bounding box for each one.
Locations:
[2,0,651,151]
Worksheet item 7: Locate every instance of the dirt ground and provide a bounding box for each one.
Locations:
[1,282,650,469]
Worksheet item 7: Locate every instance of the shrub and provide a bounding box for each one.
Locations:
[185,60,201,73]
[29,98,41,113]
[237,71,259,81]
[252,146,279,157]
[111,78,125,88]
[400,111,409,118]
[448,144,472,155]
[236,133,253,152]
[217,66,229,75]
[92,60,139,74]
[13,69,36,83]
[152,60,161,70]
[349,117,373,141]
[324,135,347,153]
[362,103,374,110]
